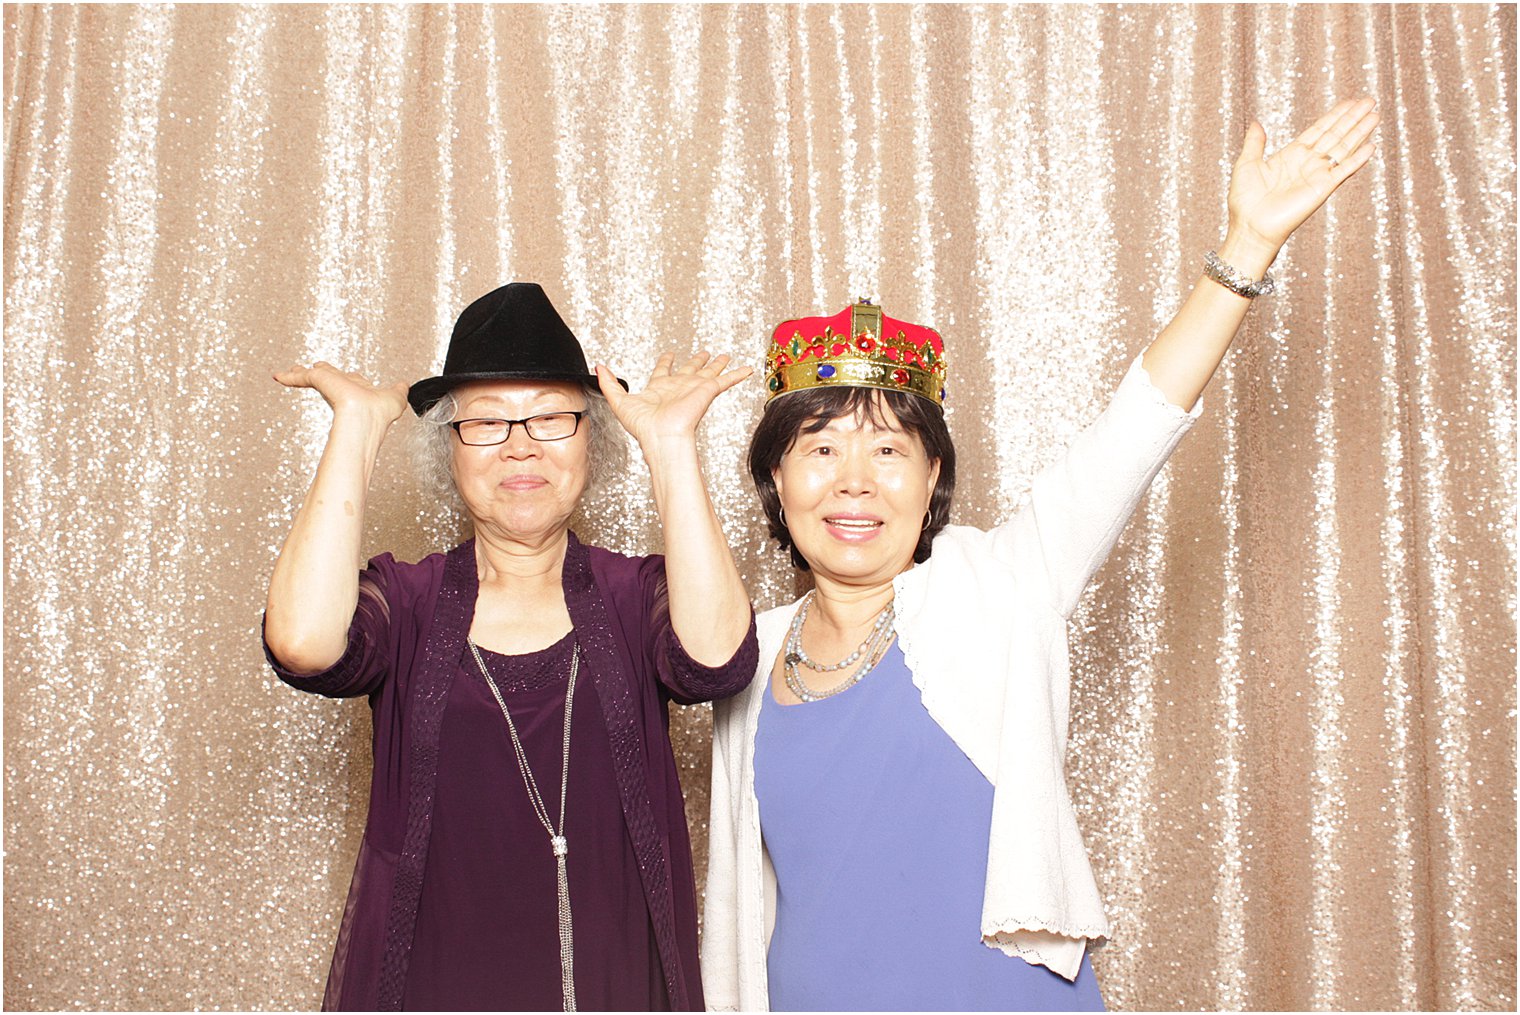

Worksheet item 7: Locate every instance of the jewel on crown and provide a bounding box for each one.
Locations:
[763,299,948,405]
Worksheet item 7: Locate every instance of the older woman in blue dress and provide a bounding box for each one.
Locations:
[703,98,1380,1010]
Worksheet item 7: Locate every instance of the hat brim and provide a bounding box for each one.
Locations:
[408,370,629,416]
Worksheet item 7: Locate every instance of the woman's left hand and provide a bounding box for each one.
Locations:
[1226,96,1380,259]
[596,351,753,451]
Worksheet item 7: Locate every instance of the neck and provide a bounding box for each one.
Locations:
[474,525,570,589]
[807,574,897,636]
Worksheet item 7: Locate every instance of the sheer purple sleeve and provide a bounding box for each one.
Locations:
[638,556,759,706]
[262,555,397,699]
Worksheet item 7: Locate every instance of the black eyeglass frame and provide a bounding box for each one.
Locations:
[448,410,587,446]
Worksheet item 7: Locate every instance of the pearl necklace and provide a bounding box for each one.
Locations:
[783,591,896,702]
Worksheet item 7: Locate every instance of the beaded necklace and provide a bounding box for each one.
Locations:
[782,591,896,703]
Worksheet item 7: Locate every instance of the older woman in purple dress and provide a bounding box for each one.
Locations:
[264,282,757,1011]
[704,99,1380,1010]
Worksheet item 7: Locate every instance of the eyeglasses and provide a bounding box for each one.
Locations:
[449,411,586,446]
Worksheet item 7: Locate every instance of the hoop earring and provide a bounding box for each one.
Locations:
[778,507,787,530]
[922,510,932,530]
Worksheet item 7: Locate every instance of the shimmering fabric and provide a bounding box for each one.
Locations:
[2,4,1513,1011]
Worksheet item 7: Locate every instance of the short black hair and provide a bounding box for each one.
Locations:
[748,386,956,571]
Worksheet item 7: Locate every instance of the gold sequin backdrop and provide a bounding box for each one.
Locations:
[3,3,1514,1010]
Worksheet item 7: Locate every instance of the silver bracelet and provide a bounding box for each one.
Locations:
[1204,249,1277,298]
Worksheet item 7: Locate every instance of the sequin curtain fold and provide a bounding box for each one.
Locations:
[3,4,1513,1010]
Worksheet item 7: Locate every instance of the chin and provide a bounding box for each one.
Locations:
[810,556,902,584]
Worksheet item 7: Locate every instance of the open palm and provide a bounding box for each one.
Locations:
[596,351,752,447]
[1228,97,1380,251]
[273,361,410,423]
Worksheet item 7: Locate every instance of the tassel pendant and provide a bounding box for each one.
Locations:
[555,840,576,1012]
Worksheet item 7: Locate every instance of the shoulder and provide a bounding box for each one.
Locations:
[757,596,805,641]
[359,548,450,608]
[582,538,662,589]
[897,524,1028,605]
[578,538,669,622]
[364,548,448,581]
[930,523,994,550]
[583,538,656,573]
[917,524,1003,572]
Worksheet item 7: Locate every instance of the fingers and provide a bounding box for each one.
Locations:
[672,350,715,375]
[1297,97,1360,149]
[1324,106,1379,163]
[594,364,626,408]
[1307,106,1378,182]
[713,364,755,393]
[1305,96,1377,157]
[1330,138,1377,182]
[659,349,744,378]
[272,360,335,388]
[1236,120,1267,166]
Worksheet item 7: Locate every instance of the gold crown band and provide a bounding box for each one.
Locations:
[767,357,943,404]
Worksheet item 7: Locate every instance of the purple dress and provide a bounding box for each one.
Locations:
[264,533,758,1011]
[402,635,663,1010]
[754,641,1105,1011]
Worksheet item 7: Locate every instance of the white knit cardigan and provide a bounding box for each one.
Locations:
[701,357,1202,1011]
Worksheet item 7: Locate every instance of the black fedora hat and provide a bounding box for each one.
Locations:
[407,282,627,415]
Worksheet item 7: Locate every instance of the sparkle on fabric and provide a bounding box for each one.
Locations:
[2,5,1513,1011]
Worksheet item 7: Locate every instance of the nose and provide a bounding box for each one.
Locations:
[834,452,874,496]
[496,423,542,460]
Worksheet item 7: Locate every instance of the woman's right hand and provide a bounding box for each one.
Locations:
[273,361,410,425]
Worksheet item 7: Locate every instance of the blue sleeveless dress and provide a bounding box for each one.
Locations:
[754,641,1105,1011]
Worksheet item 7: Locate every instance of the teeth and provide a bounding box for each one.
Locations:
[828,519,880,529]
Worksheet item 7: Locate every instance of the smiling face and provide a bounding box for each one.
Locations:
[448,379,591,545]
[772,395,941,590]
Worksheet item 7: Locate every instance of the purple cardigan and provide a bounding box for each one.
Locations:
[266,532,758,1010]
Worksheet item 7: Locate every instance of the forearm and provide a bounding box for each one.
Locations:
[1140,231,1280,412]
[644,436,752,667]
[265,410,392,673]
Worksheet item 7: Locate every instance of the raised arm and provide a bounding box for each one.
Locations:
[265,362,410,674]
[595,352,753,667]
[991,98,1380,613]
[1142,97,1380,410]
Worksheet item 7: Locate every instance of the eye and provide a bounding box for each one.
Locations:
[458,418,508,441]
[792,438,832,457]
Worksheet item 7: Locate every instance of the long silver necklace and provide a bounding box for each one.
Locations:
[783,591,896,702]
[468,636,580,1012]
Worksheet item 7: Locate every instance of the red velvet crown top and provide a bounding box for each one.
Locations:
[763,300,947,405]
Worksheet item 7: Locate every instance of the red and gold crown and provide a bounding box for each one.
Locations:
[764,300,947,406]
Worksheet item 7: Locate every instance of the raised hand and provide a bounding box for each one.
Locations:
[274,361,410,425]
[266,362,412,674]
[596,351,756,667]
[1227,96,1380,256]
[1139,96,1381,412]
[595,351,752,450]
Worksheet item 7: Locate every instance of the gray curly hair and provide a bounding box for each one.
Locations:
[410,382,629,511]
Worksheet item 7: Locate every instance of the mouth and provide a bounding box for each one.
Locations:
[822,515,884,541]
[499,476,548,491]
